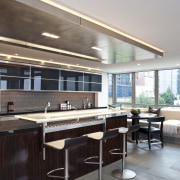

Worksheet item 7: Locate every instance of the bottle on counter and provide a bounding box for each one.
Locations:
[7,101,14,112]
[65,100,71,110]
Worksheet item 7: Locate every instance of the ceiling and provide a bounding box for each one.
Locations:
[0,0,179,73]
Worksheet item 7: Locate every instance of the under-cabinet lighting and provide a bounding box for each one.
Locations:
[41,0,164,54]
[0,53,102,72]
[42,32,59,39]
[91,46,103,51]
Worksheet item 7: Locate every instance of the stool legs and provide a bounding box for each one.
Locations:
[84,140,103,180]
[47,149,70,179]
[112,133,136,179]
[65,149,69,180]
[99,140,103,180]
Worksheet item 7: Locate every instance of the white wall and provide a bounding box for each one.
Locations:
[98,72,108,107]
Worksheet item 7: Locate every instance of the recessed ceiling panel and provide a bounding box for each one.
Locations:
[0,0,163,66]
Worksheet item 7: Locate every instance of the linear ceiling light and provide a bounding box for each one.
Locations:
[0,53,102,72]
[0,36,103,61]
[91,46,103,51]
[42,32,60,39]
[41,0,164,54]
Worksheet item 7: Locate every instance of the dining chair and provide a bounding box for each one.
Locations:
[137,116,165,150]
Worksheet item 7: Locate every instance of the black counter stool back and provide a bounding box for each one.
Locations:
[138,116,165,150]
[110,124,140,179]
[45,136,87,180]
[84,129,119,180]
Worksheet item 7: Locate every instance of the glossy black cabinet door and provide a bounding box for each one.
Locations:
[60,81,83,91]
[84,73,102,83]
[0,63,102,91]
[60,70,84,91]
[41,79,59,90]
[60,70,83,81]
[0,64,30,90]
[84,82,102,91]
[0,64,30,77]
[31,67,59,80]
[0,76,30,90]
[31,79,59,90]
[31,67,59,90]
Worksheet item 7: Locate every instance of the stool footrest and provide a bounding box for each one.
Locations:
[47,167,68,179]
[140,138,162,145]
[84,156,103,165]
[109,148,126,155]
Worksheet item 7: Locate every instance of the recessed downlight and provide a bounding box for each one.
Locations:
[91,46,103,51]
[42,32,59,39]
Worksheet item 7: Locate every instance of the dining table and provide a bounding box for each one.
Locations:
[127,113,157,140]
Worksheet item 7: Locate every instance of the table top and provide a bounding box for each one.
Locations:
[127,113,157,119]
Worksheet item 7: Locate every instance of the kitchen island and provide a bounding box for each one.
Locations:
[1,108,127,180]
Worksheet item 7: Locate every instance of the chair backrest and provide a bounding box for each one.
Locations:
[147,116,165,131]
[103,129,119,140]
[64,136,88,150]
[128,124,140,134]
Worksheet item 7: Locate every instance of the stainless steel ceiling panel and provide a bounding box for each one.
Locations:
[0,0,163,66]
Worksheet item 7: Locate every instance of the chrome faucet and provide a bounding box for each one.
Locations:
[45,102,50,114]
[83,97,88,109]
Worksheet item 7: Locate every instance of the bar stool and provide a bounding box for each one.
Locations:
[45,136,87,180]
[84,129,119,180]
[110,124,140,179]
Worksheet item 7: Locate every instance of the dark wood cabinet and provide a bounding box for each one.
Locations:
[0,115,127,179]
[0,128,42,180]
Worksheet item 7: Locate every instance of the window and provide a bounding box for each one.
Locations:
[108,74,113,104]
[135,71,155,107]
[109,68,180,108]
[116,73,132,105]
[158,69,180,106]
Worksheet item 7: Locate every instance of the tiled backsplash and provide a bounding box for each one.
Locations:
[0,90,97,114]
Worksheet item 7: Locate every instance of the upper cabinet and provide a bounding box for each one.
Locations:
[60,70,83,91]
[31,67,59,90]
[84,73,102,91]
[0,64,102,92]
[0,64,30,90]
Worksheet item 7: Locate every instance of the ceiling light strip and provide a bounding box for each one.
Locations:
[40,0,164,53]
[42,32,59,39]
[91,46,103,51]
[0,36,102,61]
[0,53,102,72]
